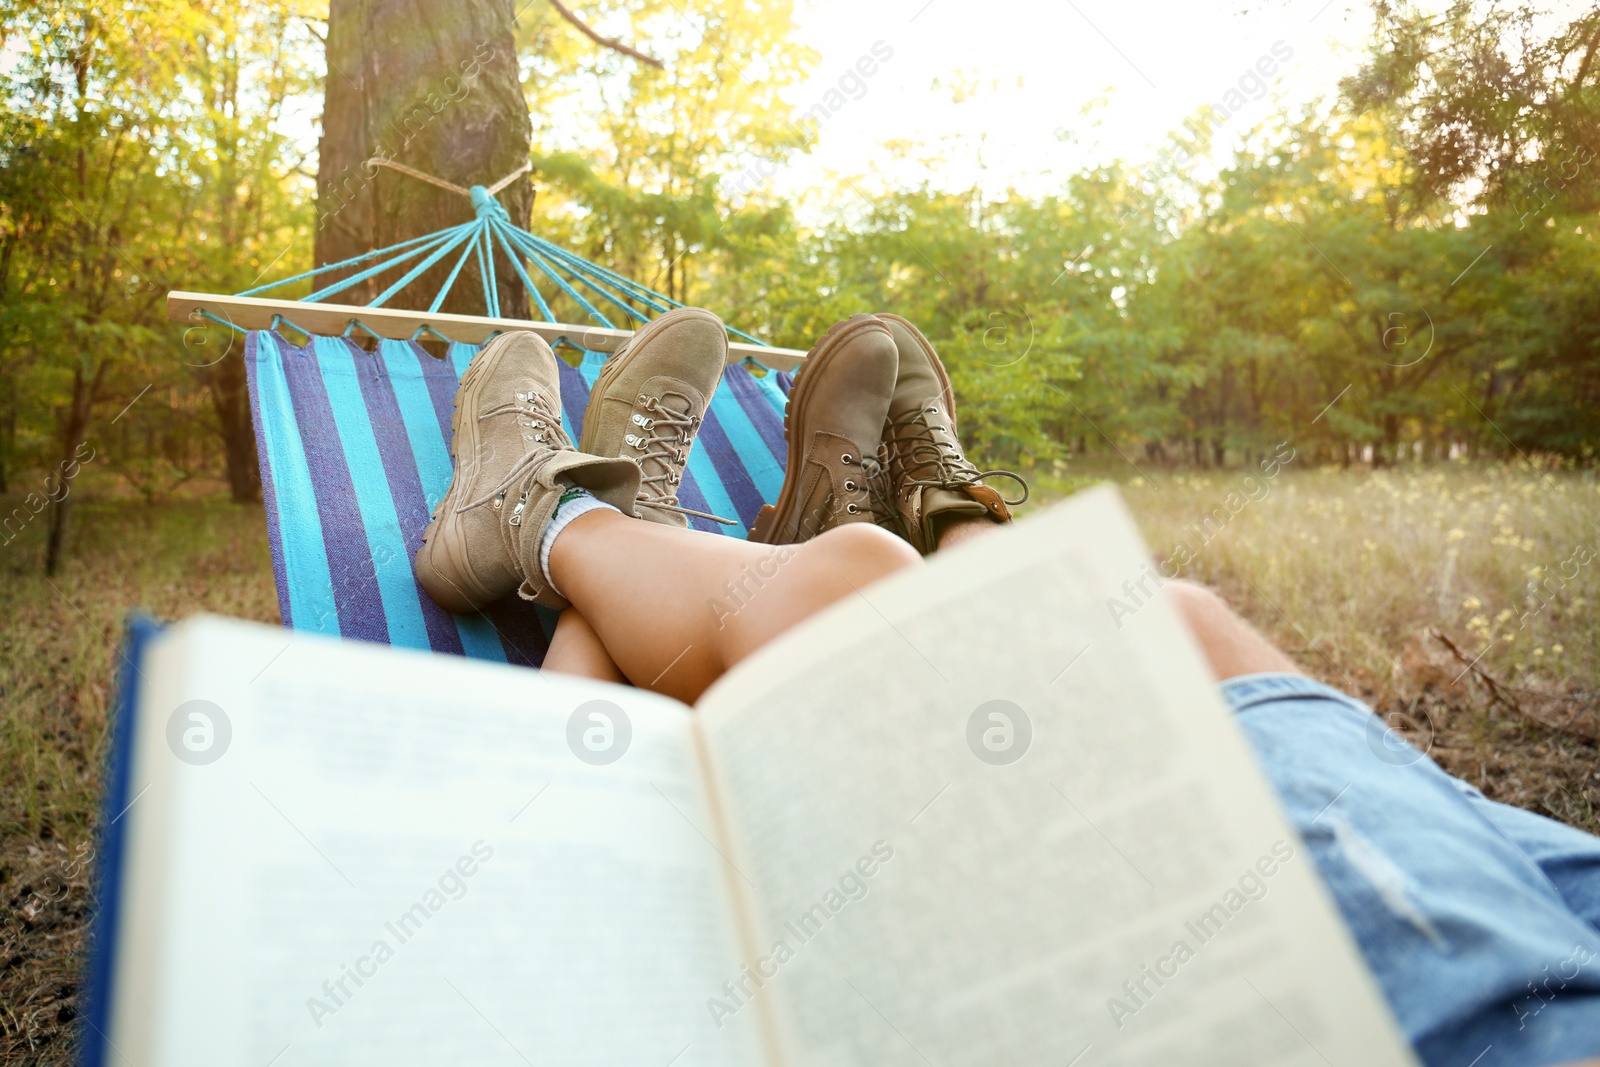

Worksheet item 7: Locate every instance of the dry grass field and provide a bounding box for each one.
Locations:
[1,462,1596,1063]
[1112,461,1600,832]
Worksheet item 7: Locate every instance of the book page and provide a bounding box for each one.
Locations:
[696,486,1416,1067]
[106,616,766,1067]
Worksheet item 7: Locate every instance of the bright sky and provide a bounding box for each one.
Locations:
[771,0,1378,205]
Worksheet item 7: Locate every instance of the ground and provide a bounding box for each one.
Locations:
[1,463,1596,1063]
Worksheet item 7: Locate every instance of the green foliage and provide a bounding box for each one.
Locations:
[5,0,1599,563]
[0,0,317,499]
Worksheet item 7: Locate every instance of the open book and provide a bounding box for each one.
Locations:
[86,486,1417,1067]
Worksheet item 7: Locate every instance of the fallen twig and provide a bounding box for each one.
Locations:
[1432,628,1600,741]
[1432,628,1524,713]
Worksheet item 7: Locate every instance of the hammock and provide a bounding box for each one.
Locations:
[172,162,803,667]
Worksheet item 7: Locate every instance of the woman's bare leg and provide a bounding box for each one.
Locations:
[544,609,628,684]
[547,514,920,704]
[543,513,1000,692]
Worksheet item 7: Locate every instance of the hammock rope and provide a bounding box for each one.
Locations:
[225,160,776,364]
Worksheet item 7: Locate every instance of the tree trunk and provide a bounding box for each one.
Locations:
[0,391,12,495]
[203,351,261,503]
[315,0,532,318]
[44,359,105,576]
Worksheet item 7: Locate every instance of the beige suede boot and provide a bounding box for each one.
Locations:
[414,331,641,613]
[579,306,734,528]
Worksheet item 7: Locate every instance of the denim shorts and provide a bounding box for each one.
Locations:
[1225,673,1600,1067]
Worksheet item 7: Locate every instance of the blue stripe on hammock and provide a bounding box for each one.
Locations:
[312,337,436,650]
[711,365,786,507]
[352,343,469,657]
[727,365,790,462]
[697,407,766,532]
[251,333,341,635]
[244,333,292,629]
[276,337,392,644]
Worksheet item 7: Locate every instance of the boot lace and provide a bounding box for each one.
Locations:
[456,387,573,526]
[862,448,896,526]
[885,400,1029,506]
[625,391,736,526]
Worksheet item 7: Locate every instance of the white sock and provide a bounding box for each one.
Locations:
[539,487,619,597]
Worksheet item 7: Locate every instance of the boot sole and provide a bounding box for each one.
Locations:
[414,333,530,615]
[751,314,886,544]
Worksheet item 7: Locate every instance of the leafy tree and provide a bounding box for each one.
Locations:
[1,0,317,571]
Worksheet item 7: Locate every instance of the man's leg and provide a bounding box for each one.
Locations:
[1163,579,1303,680]
[1166,575,1600,1067]
[1454,784,1600,935]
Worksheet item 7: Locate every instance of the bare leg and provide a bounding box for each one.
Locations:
[548,513,920,704]
[544,610,628,684]
[1164,579,1303,681]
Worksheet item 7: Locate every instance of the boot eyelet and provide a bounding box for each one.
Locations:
[846,503,860,514]
[844,480,857,491]
[841,454,853,464]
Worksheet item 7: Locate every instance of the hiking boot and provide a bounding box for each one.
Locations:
[748,314,898,544]
[876,313,1028,554]
[579,306,734,528]
[414,331,641,614]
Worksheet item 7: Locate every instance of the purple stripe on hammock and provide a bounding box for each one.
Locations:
[418,346,462,446]
[245,334,293,629]
[479,597,550,668]
[275,338,392,644]
[557,358,591,438]
[695,413,766,529]
[724,364,789,465]
[676,466,724,534]
[350,340,467,656]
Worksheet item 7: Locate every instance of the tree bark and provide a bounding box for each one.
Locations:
[202,352,261,503]
[315,0,532,317]
[44,359,106,576]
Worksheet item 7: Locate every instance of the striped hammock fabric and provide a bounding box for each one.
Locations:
[245,330,795,668]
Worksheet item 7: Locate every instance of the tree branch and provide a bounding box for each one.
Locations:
[545,0,663,69]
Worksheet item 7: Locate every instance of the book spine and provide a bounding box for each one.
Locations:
[80,614,166,1067]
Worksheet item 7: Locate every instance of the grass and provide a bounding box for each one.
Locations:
[0,498,277,1065]
[1065,460,1600,832]
[1,463,1596,1062]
